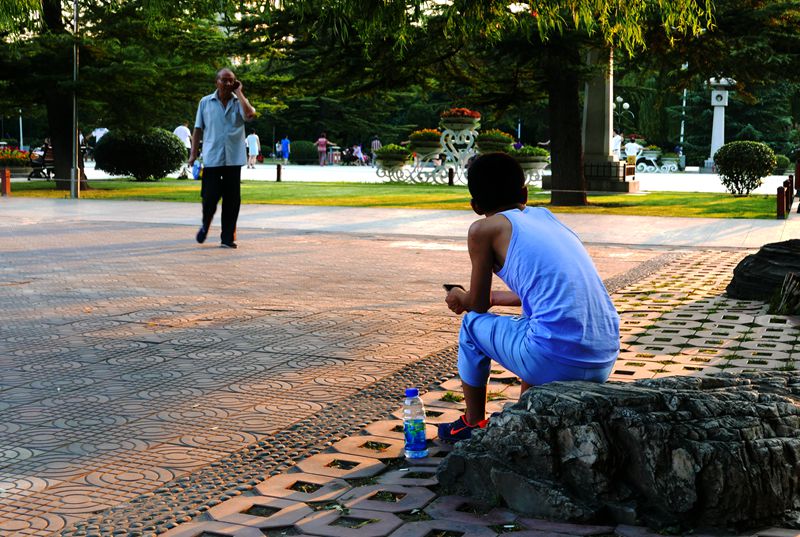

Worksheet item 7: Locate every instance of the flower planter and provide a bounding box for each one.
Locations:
[514,156,548,163]
[376,158,408,171]
[5,166,33,178]
[410,142,443,155]
[518,161,548,171]
[440,118,480,132]
[641,150,661,160]
[660,157,679,172]
[476,142,512,153]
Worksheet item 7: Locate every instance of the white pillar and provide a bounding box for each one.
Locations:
[704,78,734,169]
[709,104,726,159]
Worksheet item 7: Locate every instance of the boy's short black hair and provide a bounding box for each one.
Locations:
[467,152,526,211]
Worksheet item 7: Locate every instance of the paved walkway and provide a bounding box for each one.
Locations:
[0,198,798,537]
[1,197,799,248]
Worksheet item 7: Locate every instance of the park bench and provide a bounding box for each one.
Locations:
[28,143,55,180]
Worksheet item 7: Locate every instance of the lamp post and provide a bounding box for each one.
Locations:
[704,77,736,170]
[70,0,79,199]
[18,109,23,149]
[612,96,634,132]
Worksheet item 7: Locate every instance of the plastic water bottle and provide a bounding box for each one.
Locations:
[403,387,429,459]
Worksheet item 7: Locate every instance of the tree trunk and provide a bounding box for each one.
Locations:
[545,41,587,206]
[42,0,88,189]
[47,93,72,182]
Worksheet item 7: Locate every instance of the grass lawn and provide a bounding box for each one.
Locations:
[12,179,777,219]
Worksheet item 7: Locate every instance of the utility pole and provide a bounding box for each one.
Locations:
[70,0,80,199]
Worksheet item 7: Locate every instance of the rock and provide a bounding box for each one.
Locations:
[726,240,800,300]
[437,372,800,531]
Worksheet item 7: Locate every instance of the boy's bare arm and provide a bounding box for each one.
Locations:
[445,219,497,314]
[490,290,521,307]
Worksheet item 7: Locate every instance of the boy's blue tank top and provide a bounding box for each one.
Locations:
[496,207,619,367]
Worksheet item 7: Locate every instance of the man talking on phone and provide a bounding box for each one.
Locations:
[189,68,256,249]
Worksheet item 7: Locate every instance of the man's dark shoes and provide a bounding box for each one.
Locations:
[196,226,207,244]
[220,241,238,249]
[437,415,488,443]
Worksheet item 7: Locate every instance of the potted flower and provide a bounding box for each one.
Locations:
[408,129,443,155]
[374,144,411,170]
[509,145,549,162]
[509,146,549,179]
[475,129,514,153]
[0,146,33,177]
[660,151,680,171]
[642,144,662,159]
[439,107,481,132]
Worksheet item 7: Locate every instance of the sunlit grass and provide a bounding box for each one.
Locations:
[12,179,777,219]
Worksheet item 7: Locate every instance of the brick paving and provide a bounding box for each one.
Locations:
[0,218,797,536]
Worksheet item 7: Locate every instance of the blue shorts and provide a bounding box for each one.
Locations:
[457,311,614,387]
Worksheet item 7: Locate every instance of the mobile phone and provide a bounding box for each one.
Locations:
[443,284,465,292]
[232,80,240,90]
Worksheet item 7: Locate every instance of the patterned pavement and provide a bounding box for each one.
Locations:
[0,218,797,536]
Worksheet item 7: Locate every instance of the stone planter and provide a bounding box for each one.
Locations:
[4,166,33,178]
[513,156,548,164]
[660,157,679,172]
[518,161,548,172]
[409,142,443,156]
[641,150,661,160]
[476,141,512,153]
[440,117,480,132]
[375,158,408,171]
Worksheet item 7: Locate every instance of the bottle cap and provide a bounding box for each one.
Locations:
[405,387,419,397]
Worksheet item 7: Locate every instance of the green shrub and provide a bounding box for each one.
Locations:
[476,129,513,153]
[509,146,549,157]
[95,128,185,181]
[288,140,318,164]
[774,154,790,174]
[375,144,411,159]
[714,141,776,196]
[477,129,514,143]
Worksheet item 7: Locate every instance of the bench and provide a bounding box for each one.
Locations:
[28,143,55,180]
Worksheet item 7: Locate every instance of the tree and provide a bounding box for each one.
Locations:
[625,0,800,160]
[256,0,713,205]
[0,1,231,182]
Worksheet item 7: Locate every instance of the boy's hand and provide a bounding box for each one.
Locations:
[445,287,468,314]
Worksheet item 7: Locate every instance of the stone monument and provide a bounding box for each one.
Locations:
[703,77,736,172]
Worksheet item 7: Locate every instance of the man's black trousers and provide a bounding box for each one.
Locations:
[201,166,241,244]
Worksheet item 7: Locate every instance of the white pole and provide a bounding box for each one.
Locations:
[70,0,79,199]
[18,109,23,149]
[679,87,687,145]
[517,118,521,141]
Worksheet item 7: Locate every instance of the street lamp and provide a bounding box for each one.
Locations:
[18,109,23,149]
[612,96,634,132]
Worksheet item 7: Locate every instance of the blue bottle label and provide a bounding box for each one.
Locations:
[404,419,427,452]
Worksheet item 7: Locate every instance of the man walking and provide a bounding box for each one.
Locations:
[189,68,256,249]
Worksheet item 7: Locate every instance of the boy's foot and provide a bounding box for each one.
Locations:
[196,226,207,244]
[437,415,488,443]
[220,241,238,249]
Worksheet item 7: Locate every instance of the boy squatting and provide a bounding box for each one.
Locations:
[438,152,620,442]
